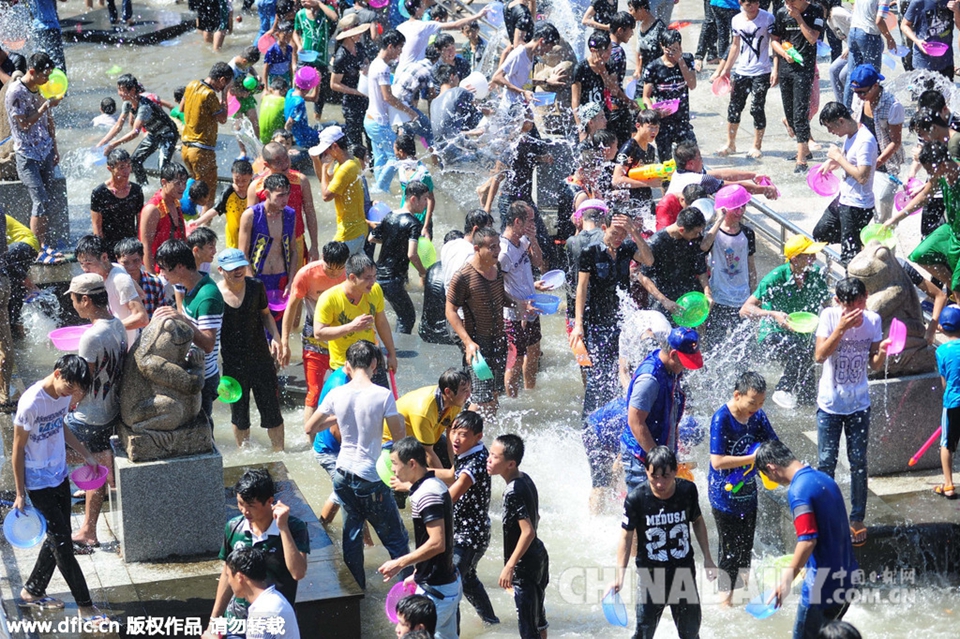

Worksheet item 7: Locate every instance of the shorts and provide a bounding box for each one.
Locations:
[181,145,218,203]
[712,507,757,592]
[942,406,960,452]
[464,336,507,404]
[195,0,221,32]
[505,317,542,354]
[314,450,342,506]
[64,413,117,454]
[303,349,332,408]
[227,368,284,431]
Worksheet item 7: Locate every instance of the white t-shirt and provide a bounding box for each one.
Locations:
[839,125,879,208]
[732,10,775,76]
[499,45,534,105]
[397,19,442,69]
[441,238,475,289]
[816,305,883,415]
[319,381,398,482]
[247,585,301,639]
[708,225,755,307]
[850,0,890,36]
[499,235,535,321]
[366,57,392,126]
[105,264,142,349]
[15,381,71,491]
[75,316,126,426]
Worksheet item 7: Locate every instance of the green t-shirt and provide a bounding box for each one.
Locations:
[219,514,310,618]
[752,263,829,342]
[259,94,287,144]
[295,8,333,66]
[183,274,224,378]
[398,161,434,225]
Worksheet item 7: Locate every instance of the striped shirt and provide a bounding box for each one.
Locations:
[183,274,224,378]
[446,261,509,344]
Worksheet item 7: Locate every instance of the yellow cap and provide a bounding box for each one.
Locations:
[784,235,827,261]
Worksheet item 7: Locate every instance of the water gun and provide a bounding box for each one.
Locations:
[628,159,676,181]
[724,443,761,493]
[783,42,804,64]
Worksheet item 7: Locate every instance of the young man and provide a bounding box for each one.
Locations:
[208,469,309,631]
[755,439,859,638]
[379,437,461,639]
[612,109,662,218]
[311,126,368,255]
[812,101,879,264]
[220,547,301,639]
[12,355,101,619]
[371,180,429,335]
[396,0,486,68]
[238,173,299,302]
[610,446,717,639]
[139,161,189,274]
[642,29,697,160]
[364,30,416,192]
[902,0,960,81]
[188,226,218,275]
[486,433,549,639]
[114,238,168,319]
[814,277,888,545]
[75,234,148,349]
[180,62,234,208]
[441,209,495,290]
[639,207,709,318]
[492,22,562,105]
[390,368,472,470]
[65,274,126,551]
[213,158,254,249]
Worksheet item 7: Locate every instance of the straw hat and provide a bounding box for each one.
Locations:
[335,15,369,40]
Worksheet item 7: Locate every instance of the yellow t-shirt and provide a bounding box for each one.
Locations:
[315,283,384,369]
[6,215,39,251]
[328,158,367,243]
[181,80,223,148]
[383,385,463,445]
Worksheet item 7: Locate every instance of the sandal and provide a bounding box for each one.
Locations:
[35,245,65,265]
[850,523,868,547]
[934,483,959,499]
[18,596,65,609]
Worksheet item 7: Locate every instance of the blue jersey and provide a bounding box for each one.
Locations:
[622,350,685,458]
[313,427,340,455]
[788,466,858,607]
[284,90,320,148]
[708,405,778,514]
[937,339,960,409]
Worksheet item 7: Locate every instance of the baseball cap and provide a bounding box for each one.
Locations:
[850,64,884,89]
[308,125,345,157]
[668,326,703,370]
[217,248,250,271]
[940,305,960,332]
[783,235,827,261]
[68,273,106,296]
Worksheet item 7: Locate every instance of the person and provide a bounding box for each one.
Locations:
[213,158,254,249]
[75,234,148,349]
[259,77,290,145]
[390,46,438,151]
[217,547,301,639]
[583,0,620,31]
[902,0,960,81]
[330,16,371,149]
[394,135,435,236]
[441,210,494,291]
[181,63,234,208]
[434,33,471,84]
[712,0,776,159]
[571,31,617,135]
[283,69,320,149]
[153,239,224,426]
[461,21,487,71]
[93,97,116,128]
[264,21,297,87]
[842,0,896,107]
[642,29,697,162]
[98,74,180,186]
[934,305,960,498]
[812,102,878,264]
[628,0,667,77]
[207,469,309,632]
[610,446,717,639]
[486,433,549,639]
[755,439,858,638]
[390,369,472,470]
[238,172,299,300]
[740,234,831,409]
[11,354,103,620]
[612,109,661,218]
[371,180,429,335]
[280,241,348,426]
[305,340,409,589]
[89,148,144,257]
[666,140,779,198]
[492,22,562,106]
[772,0,824,172]
[814,277,888,546]
[708,372,778,605]
[5,52,61,250]
[140,161,189,273]
[114,238,168,319]
[378,437,462,639]
[311,126,368,256]
[216,248,285,451]
[395,594,438,638]
[819,621,864,639]
[607,12,639,146]
[395,0,486,69]
[293,0,337,120]
[365,30,416,192]
[640,207,709,317]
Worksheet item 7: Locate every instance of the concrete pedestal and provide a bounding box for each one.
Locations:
[867,370,944,475]
[0,173,69,245]
[114,446,224,563]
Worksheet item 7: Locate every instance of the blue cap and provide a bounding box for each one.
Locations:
[216,248,249,271]
[940,305,960,332]
[850,64,884,89]
[667,326,703,370]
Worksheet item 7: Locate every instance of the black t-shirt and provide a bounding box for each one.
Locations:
[505,4,534,43]
[90,182,144,251]
[332,45,368,109]
[591,0,619,25]
[579,239,638,327]
[608,42,628,85]
[122,96,178,139]
[574,59,609,112]
[503,134,547,202]
[453,444,492,550]
[372,211,423,281]
[642,54,695,129]
[220,277,273,370]
[641,229,708,303]
[636,19,667,72]
[617,138,658,201]
[502,472,547,575]
[430,87,482,143]
[622,478,702,569]
[419,262,455,345]
[410,472,457,586]
[772,3,824,73]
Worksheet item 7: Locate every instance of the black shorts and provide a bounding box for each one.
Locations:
[942,406,960,453]
[505,317,542,353]
[712,507,757,592]
[65,413,117,454]
[195,0,221,32]
[226,367,284,431]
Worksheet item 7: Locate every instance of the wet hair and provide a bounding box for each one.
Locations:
[438,367,470,396]
[114,237,145,258]
[677,207,706,230]
[835,276,867,303]
[232,158,254,176]
[155,239,197,272]
[462,20,480,32]
[322,241,349,267]
[396,595,437,634]
[226,546,268,582]
[636,108,661,127]
[100,97,117,115]
[734,371,767,396]
[424,44,440,64]
[106,147,131,168]
[506,200,532,225]
[76,234,108,260]
[395,133,417,158]
[403,0,422,15]
[116,73,144,93]
[209,62,235,82]
[580,206,604,223]
[673,140,701,170]
[533,22,560,46]
[188,226,217,249]
[755,439,796,471]
[405,180,430,199]
[435,63,458,86]
[496,433,525,464]
[160,161,189,183]
[394,436,428,467]
[235,468,275,504]
[451,410,483,435]
[350,144,369,162]
[380,29,406,50]
[434,33,456,50]
[659,28,682,48]
[918,89,947,113]
[818,621,863,639]
[610,11,637,32]
[919,140,950,167]
[444,229,464,243]
[346,339,383,370]
[464,209,494,234]
[472,226,499,247]
[590,130,618,149]
[173,86,186,103]
[263,172,291,193]
[681,184,707,203]
[430,4,449,20]
[910,107,948,134]
[345,253,375,277]
[28,52,55,73]
[7,53,26,75]
[818,101,852,126]
[628,0,651,10]
[588,30,611,51]
[277,19,295,33]
[188,179,210,202]
[276,0,295,14]
[240,45,261,65]
[55,354,93,392]
[645,445,678,473]
[270,75,290,92]
[272,129,294,144]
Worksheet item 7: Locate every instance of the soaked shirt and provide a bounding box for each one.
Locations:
[622,478,701,569]
[453,444,492,550]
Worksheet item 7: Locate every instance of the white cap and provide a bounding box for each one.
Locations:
[308,126,345,157]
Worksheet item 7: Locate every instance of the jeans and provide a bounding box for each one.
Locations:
[256,0,276,44]
[416,576,462,639]
[817,407,870,523]
[793,600,850,639]
[378,277,417,334]
[313,451,342,505]
[107,0,133,22]
[201,373,220,430]
[15,150,57,221]
[453,543,499,623]
[779,65,815,144]
[399,107,435,148]
[728,73,771,130]
[333,468,410,589]
[131,132,178,185]
[622,443,650,496]
[829,54,849,104]
[844,29,883,107]
[363,118,398,192]
[712,6,740,59]
[25,480,93,607]
[812,201,875,264]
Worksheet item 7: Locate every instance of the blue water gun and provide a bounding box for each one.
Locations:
[724,443,761,494]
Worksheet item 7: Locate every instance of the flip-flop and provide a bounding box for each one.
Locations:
[850,524,868,547]
[18,596,64,609]
[934,483,959,499]
[72,541,99,555]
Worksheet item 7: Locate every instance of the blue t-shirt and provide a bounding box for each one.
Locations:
[313,427,340,455]
[904,0,955,71]
[937,338,960,409]
[264,43,293,77]
[707,405,778,514]
[788,466,858,607]
[623,350,685,458]
[284,90,320,148]
[180,177,200,220]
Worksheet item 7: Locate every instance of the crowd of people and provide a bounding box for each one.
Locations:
[5,0,960,636]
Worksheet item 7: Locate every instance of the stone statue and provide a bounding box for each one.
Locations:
[118,315,212,461]
[847,240,937,377]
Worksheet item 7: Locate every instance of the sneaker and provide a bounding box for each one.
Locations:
[793,163,809,174]
[772,390,797,409]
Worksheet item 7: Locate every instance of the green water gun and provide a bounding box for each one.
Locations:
[783,42,804,64]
